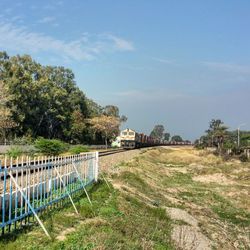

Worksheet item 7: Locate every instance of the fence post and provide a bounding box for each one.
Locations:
[94,151,99,182]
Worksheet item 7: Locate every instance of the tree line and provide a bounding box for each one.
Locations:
[149,124,189,143]
[195,119,250,160]
[0,51,125,145]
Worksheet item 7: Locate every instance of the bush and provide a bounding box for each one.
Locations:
[34,138,68,156]
[12,135,34,145]
[6,146,23,159]
[69,145,89,154]
[239,154,248,162]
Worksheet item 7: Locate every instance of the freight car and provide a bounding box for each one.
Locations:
[120,128,161,149]
[120,128,192,149]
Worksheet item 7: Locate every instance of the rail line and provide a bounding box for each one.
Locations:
[98,148,127,157]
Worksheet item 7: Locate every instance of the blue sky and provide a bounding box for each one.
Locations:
[0,0,250,140]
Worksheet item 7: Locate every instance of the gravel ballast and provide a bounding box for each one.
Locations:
[99,149,142,173]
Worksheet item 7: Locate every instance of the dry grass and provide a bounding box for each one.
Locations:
[108,146,250,249]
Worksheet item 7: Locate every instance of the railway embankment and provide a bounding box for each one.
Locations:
[1,146,249,249]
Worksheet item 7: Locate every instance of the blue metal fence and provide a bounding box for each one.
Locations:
[0,152,99,235]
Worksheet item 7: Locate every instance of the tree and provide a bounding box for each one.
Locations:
[70,107,86,143]
[164,132,170,141]
[0,52,89,140]
[0,51,125,145]
[206,119,228,150]
[103,105,127,122]
[86,98,102,117]
[171,135,183,142]
[150,125,165,140]
[0,81,16,141]
[0,81,8,106]
[88,115,121,149]
[103,105,119,117]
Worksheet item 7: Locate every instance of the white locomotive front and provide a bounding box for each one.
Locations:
[120,128,139,149]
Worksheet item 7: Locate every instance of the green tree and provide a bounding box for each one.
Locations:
[171,135,183,142]
[0,51,125,145]
[163,132,170,141]
[103,105,120,117]
[0,80,16,141]
[206,119,228,150]
[150,125,165,140]
[70,107,86,143]
[0,53,89,141]
[103,105,127,123]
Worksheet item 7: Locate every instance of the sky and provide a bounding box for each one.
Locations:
[0,0,250,140]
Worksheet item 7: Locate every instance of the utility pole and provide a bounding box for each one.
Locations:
[237,123,246,148]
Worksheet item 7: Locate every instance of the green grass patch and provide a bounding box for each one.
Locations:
[162,172,194,187]
[118,171,152,192]
[178,187,250,227]
[211,193,250,227]
[0,179,174,250]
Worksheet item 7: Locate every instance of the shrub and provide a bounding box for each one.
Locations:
[69,145,89,155]
[239,154,248,162]
[12,135,34,145]
[34,138,68,156]
[6,146,23,159]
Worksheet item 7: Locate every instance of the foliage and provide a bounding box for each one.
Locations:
[239,154,249,162]
[164,132,171,141]
[69,145,89,154]
[171,135,183,142]
[6,146,23,159]
[150,124,165,140]
[88,115,121,148]
[12,135,34,145]
[205,119,228,149]
[195,120,250,162]
[0,51,110,144]
[0,79,17,140]
[70,108,86,143]
[240,132,250,147]
[103,105,127,123]
[34,138,68,155]
[103,105,120,117]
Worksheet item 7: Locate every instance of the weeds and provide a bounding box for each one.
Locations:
[1,147,249,249]
[0,178,175,249]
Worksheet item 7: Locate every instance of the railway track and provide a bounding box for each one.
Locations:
[98,148,127,157]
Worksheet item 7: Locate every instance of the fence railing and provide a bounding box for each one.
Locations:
[0,152,99,236]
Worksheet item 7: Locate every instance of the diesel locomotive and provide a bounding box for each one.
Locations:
[120,128,191,149]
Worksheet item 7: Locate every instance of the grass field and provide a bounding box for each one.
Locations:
[0,146,249,249]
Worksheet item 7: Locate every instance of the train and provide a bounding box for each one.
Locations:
[119,128,192,149]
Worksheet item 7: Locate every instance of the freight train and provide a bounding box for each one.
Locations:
[120,128,191,149]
